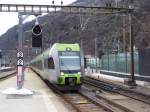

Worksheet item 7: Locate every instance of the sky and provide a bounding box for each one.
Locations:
[0,0,77,36]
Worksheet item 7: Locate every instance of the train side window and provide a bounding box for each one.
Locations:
[48,58,55,69]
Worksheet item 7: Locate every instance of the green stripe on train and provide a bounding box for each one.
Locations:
[56,43,80,51]
[58,74,81,85]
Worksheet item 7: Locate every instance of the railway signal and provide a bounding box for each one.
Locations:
[32,19,42,48]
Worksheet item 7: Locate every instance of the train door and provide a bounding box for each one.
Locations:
[48,57,57,83]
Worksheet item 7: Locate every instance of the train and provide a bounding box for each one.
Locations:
[30,43,83,90]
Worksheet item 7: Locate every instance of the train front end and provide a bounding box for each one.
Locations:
[57,44,82,90]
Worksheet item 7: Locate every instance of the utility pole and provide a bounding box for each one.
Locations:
[129,12,135,84]
[17,13,24,89]
[95,37,98,72]
[80,39,85,75]
[129,0,136,86]
[123,15,126,53]
[17,12,41,90]
[123,15,128,73]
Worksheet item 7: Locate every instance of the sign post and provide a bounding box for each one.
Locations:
[16,12,41,90]
[17,51,24,89]
[1,13,33,95]
[16,14,24,89]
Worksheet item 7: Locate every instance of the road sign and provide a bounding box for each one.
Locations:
[17,51,23,58]
[17,59,24,66]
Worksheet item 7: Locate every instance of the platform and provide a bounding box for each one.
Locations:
[0,70,16,78]
[85,69,150,96]
[0,68,71,112]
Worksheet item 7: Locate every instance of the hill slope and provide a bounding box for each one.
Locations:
[0,0,149,63]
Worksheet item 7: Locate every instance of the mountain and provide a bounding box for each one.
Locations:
[0,0,150,65]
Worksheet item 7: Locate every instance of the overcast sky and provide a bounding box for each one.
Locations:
[0,0,77,36]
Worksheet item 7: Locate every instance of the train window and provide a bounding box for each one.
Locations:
[106,3,111,7]
[84,58,87,68]
[48,58,55,69]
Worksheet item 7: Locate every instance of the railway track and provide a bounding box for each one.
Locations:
[42,78,135,112]
[47,81,136,112]
[83,76,150,112]
[80,89,135,112]
[0,71,16,81]
[83,76,150,105]
[45,80,111,112]
[33,68,150,112]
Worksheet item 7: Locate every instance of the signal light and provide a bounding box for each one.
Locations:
[32,24,42,48]
[32,25,42,35]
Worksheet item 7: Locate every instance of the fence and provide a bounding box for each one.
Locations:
[87,52,139,74]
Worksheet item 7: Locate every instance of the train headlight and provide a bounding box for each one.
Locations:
[78,72,81,74]
[61,72,64,76]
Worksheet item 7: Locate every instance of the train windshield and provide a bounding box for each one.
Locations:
[59,51,80,70]
[59,56,80,70]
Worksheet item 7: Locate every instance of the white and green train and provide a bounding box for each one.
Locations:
[30,43,83,90]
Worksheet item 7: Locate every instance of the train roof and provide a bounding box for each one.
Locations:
[30,43,80,63]
[55,43,80,51]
